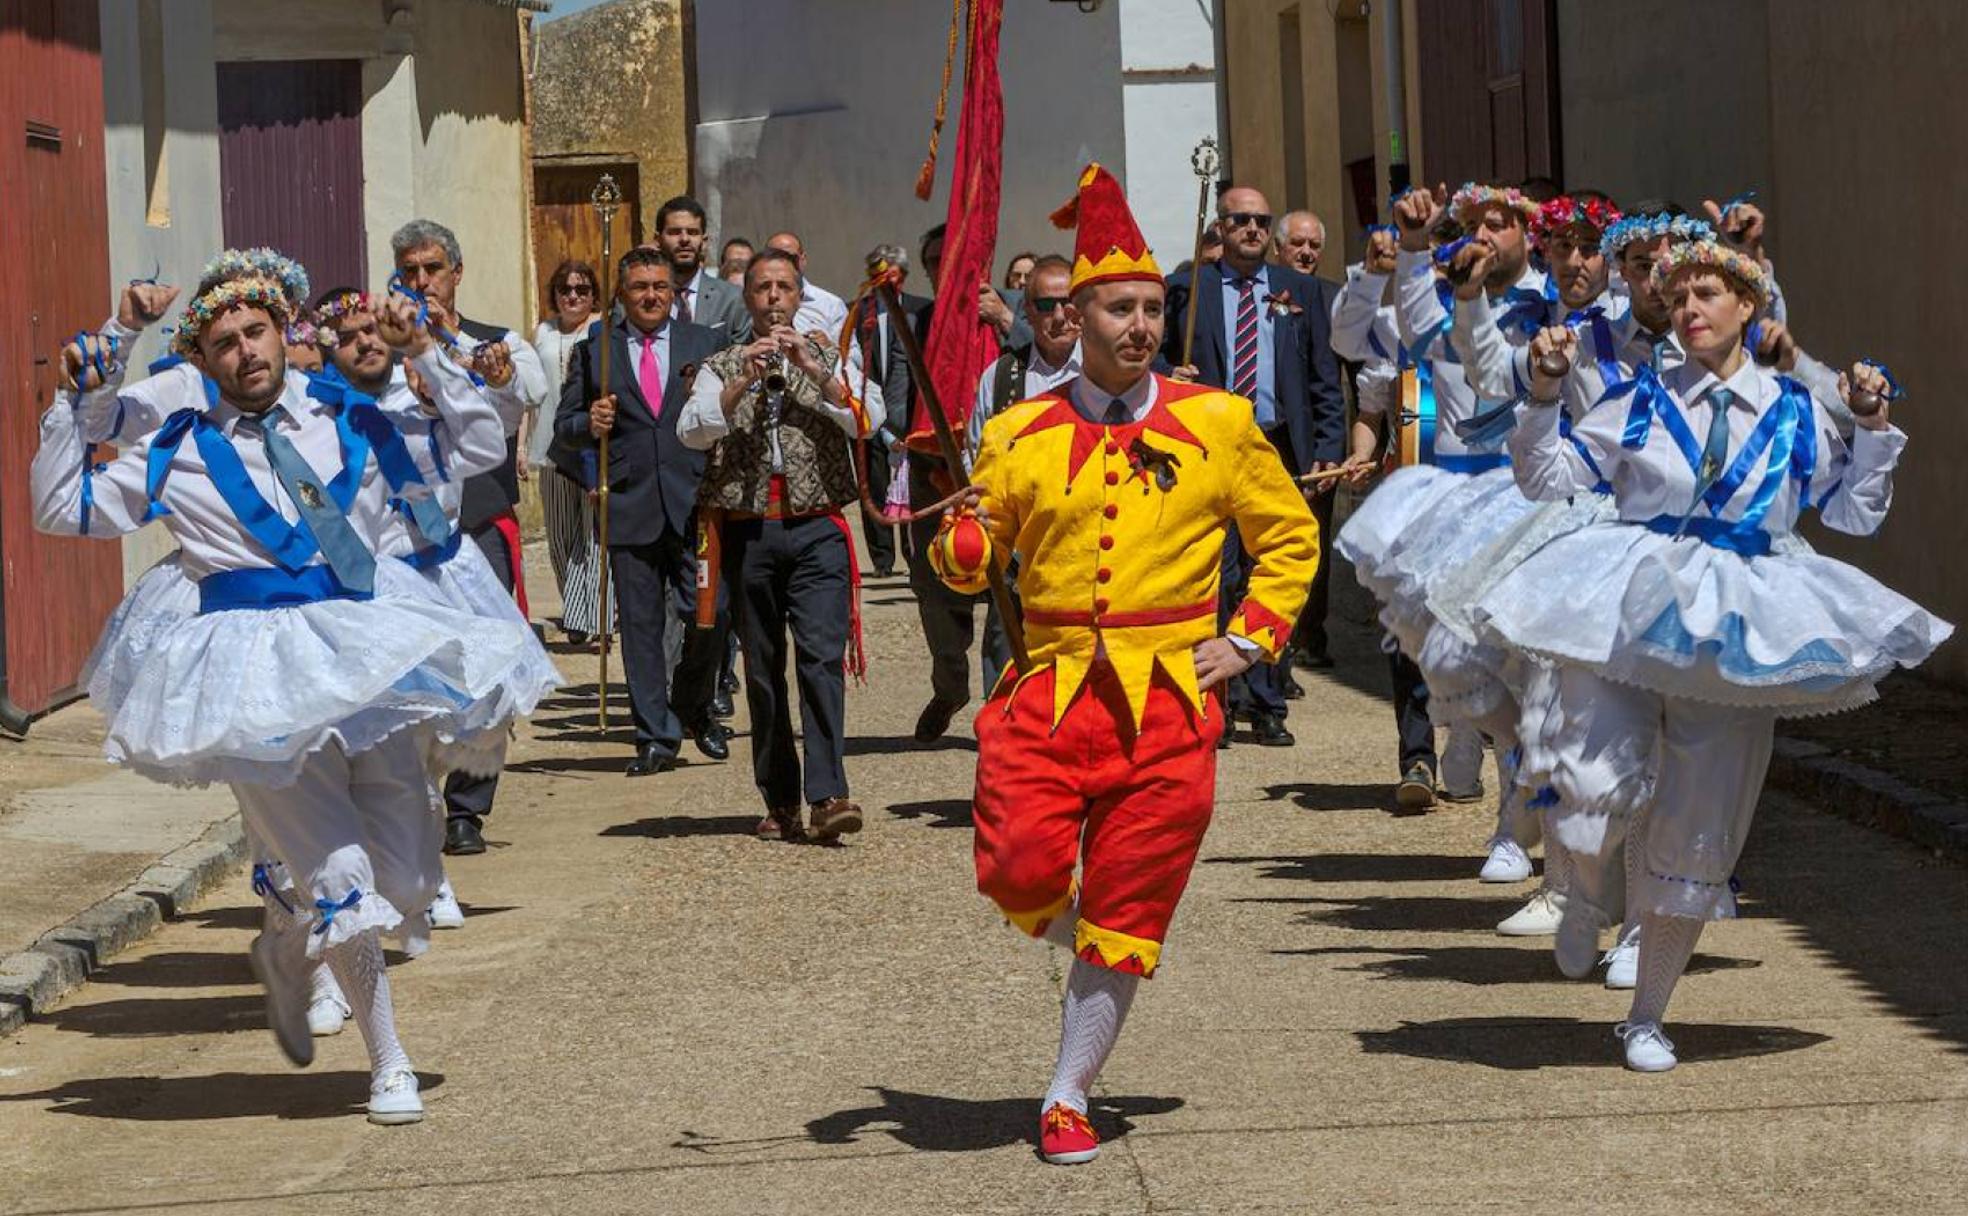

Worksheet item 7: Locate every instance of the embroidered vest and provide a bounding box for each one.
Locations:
[697,337,860,515]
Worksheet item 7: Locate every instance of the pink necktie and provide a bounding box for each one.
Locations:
[638,334,663,419]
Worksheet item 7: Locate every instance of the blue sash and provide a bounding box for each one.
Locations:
[198,564,372,613]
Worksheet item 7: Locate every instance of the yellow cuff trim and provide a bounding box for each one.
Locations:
[1002,891,1073,939]
[1074,918,1161,977]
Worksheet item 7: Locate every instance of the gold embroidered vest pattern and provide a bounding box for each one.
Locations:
[697,338,860,515]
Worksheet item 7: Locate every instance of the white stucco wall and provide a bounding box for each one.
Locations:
[693,0,1127,298]
[1118,0,1220,269]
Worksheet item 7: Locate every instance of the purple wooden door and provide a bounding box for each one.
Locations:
[216,59,366,296]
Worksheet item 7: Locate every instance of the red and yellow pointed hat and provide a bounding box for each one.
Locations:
[1051,163,1161,294]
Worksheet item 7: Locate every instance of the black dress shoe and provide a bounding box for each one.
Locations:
[913,697,964,743]
[692,722,732,762]
[564,630,593,647]
[1282,672,1305,701]
[719,670,741,698]
[1251,713,1295,747]
[625,745,678,777]
[710,686,735,719]
[443,816,486,856]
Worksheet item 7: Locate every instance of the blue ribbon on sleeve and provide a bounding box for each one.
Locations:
[250,863,295,914]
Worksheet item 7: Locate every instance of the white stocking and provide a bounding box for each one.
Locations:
[1627,912,1703,1026]
[325,928,413,1081]
[1043,959,1139,1114]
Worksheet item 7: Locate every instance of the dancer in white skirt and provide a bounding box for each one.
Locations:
[1334,182,1554,911]
[1477,239,1951,1070]
[36,271,537,1122]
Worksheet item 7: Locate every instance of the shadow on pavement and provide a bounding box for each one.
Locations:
[1275,944,1762,986]
[2,1070,444,1120]
[600,815,760,839]
[1356,1017,1828,1070]
[1207,852,1486,884]
[885,799,973,829]
[508,755,638,776]
[87,951,254,989]
[181,905,263,933]
[799,1087,1183,1153]
[43,994,264,1037]
[1259,781,1407,814]
[1241,895,1528,934]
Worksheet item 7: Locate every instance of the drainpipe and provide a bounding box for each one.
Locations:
[1378,0,1410,200]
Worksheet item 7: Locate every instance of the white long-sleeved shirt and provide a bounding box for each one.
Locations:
[1508,357,1900,541]
[449,324,547,438]
[1390,251,1549,464]
[675,357,868,471]
[1328,263,1401,418]
[795,281,850,343]
[33,348,500,579]
[1449,290,1850,435]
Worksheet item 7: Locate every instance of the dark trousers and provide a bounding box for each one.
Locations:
[614,527,720,753]
[444,524,514,824]
[1386,634,1437,773]
[725,515,852,808]
[862,440,899,573]
[1220,525,1289,718]
[907,454,1009,705]
[1293,490,1335,660]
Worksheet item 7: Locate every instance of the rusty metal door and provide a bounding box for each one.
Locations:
[0,0,120,727]
[217,59,366,295]
[531,162,639,325]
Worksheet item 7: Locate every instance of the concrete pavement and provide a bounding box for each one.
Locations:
[1,574,1965,1214]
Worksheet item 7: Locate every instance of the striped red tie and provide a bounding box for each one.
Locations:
[1232,277,1259,399]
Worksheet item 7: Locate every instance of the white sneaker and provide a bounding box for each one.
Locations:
[1478,838,1533,883]
[367,1067,425,1125]
[1554,901,1601,979]
[1496,886,1567,936]
[307,994,350,1037]
[248,930,315,1067]
[429,881,465,930]
[1602,924,1641,990]
[1615,1020,1678,1072]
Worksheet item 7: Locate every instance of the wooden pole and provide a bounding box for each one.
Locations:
[590,174,622,730]
[875,279,1029,674]
[1178,137,1220,369]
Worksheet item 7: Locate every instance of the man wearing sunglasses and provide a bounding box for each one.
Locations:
[1163,187,1345,748]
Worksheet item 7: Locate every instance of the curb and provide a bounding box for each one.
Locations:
[0,813,246,1036]
[1769,736,1968,864]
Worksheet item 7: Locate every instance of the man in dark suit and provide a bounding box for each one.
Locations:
[650,195,751,348]
[553,247,731,776]
[1163,185,1344,747]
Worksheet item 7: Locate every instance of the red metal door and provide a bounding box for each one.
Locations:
[216,59,366,295]
[0,0,120,725]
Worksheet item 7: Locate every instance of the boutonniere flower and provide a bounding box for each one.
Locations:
[1263,292,1302,318]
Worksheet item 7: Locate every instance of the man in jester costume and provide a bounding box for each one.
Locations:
[933,165,1319,1164]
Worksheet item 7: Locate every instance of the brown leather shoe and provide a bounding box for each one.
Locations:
[807,797,864,841]
[757,805,804,842]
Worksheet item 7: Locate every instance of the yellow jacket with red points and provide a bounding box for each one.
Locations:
[945,374,1321,728]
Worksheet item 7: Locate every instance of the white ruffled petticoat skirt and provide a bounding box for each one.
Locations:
[1472,520,1953,715]
[86,555,555,788]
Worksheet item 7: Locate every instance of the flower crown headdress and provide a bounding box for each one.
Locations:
[1449,182,1539,228]
[169,274,295,356]
[1599,213,1715,260]
[1650,239,1770,308]
[196,247,311,308]
[307,290,373,350]
[1531,195,1623,249]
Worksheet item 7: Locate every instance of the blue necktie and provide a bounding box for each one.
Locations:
[1693,387,1734,510]
[1103,398,1131,427]
[254,409,377,593]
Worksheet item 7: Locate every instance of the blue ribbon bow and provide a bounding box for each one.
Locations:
[251,863,294,914]
[312,888,364,936]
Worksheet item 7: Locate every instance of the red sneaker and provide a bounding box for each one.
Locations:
[1039,1102,1100,1165]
